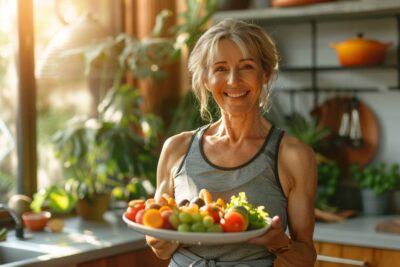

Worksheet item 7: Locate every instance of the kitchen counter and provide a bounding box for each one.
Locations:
[0,211,148,267]
[1,213,399,266]
[314,215,400,250]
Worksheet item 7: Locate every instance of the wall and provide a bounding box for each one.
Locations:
[262,17,400,165]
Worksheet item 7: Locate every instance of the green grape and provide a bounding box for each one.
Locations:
[168,213,180,229]
[191,213,203,223]
[207,224,223,233]
[202,215,214,228]
[191,222,206,232]
[178,212,192,224]
[177,223,191,232]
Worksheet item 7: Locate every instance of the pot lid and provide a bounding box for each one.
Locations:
[341,33,386,46]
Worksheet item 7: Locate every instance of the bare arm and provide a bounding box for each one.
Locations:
[146,131,194,260]
[249,136,317,267]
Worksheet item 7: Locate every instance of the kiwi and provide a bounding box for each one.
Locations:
[190,197,205,208]
[178,199,190,207]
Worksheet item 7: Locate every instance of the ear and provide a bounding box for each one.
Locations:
[262,69,271,84]
[203,76,211,92]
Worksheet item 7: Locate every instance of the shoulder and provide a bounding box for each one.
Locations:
[278,134,317,188]
[159,130,197,170]
[280,134,316,164]
[162,130,196,156]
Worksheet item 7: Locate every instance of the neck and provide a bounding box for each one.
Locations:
[215,110,270,142]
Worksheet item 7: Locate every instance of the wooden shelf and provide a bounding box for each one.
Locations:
[213,1,400,24]
[280,65,399,72]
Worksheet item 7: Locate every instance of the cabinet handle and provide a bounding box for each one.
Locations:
[317,254,368,266]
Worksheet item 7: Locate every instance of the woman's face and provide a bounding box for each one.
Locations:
[204,39,269,116]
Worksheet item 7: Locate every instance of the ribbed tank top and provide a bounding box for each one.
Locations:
[172,124,287,263]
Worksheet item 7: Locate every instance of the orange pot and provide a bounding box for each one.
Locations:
[22,211,51,231]
[330,33,392,67]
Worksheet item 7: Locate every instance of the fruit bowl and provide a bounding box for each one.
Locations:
[22,211,51,231]
[123,213,271,245]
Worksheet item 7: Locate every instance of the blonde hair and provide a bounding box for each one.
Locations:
[188,18,279,121]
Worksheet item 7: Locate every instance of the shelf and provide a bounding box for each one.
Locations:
[280,65,399,72]
[213,1,400,24]
[275,87,381,93]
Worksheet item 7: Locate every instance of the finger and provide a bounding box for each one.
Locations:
[271,215,281,229]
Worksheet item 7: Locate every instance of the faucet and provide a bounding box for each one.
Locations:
[0,203,24,239]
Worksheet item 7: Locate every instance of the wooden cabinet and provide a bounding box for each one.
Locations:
[314,241,400,267]
[76,247,169,267]
[274,241,400,267]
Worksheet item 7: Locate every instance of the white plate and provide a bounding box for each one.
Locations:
[122,213,271,245]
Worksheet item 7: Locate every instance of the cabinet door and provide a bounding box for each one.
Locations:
[373,249,400,267]
[77,248,169,267]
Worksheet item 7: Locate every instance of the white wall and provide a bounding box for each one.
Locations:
[262,17,400,165]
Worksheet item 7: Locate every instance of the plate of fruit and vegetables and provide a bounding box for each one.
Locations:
[122,190,271,245]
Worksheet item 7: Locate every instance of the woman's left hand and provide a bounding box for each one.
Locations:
[247,215,291,251]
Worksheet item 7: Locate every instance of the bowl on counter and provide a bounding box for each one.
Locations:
[22,211,51,231]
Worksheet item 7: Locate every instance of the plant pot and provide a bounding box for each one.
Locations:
[76,193,110,221]
[361,189,389,215]
[22,211,51,231]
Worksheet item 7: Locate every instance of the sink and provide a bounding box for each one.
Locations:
[0,245,45,265]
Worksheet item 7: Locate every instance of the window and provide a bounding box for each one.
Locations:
[0,0,17,202]
[0,0,121,201]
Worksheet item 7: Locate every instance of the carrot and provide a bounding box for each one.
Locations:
[143,209,163,228]
[199,189,213,204]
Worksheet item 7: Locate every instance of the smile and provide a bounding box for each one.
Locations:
[224,91,249,98]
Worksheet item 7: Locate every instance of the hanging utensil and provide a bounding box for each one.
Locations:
[337,97,351,146]
[349,96,364,148]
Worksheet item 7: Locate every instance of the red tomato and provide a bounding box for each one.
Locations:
[125,203,145,222]
[135,209,146,224]
[220,211,245,232]
[204,203,222,223]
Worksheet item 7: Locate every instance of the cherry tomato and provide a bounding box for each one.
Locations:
[203,203,222,223]
[220,211,245,232]
[125,203,145,222]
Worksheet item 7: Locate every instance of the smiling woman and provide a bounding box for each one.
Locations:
[146,18,317,267]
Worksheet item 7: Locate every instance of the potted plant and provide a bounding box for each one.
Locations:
[30,184,76,215]
[52,1,219,220]
[316,160,340,213]
[52,84,161,220]
[350,163,399,215]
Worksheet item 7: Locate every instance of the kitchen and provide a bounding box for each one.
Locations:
[1,0,400,266]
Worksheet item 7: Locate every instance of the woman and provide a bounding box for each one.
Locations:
[147,18,317,267]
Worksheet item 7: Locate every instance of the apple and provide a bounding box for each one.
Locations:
[135,209,146,224]
[160,210,174,230]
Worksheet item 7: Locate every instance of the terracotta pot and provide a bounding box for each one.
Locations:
[330,33,392,67]
[76,193,110,221]
[22,211,51,231]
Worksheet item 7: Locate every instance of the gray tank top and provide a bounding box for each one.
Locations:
[172,124,287,265]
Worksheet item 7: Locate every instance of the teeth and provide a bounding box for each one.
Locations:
[227,92,247,98]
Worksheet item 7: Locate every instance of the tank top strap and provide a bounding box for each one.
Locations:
[174,124,211,177]
[262,126,285,195]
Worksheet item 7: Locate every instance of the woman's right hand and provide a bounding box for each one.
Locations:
[146,235,180,260]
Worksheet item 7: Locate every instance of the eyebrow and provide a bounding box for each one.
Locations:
[212,58,256,66]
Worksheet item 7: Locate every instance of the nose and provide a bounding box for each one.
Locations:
[227,69,240,86]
